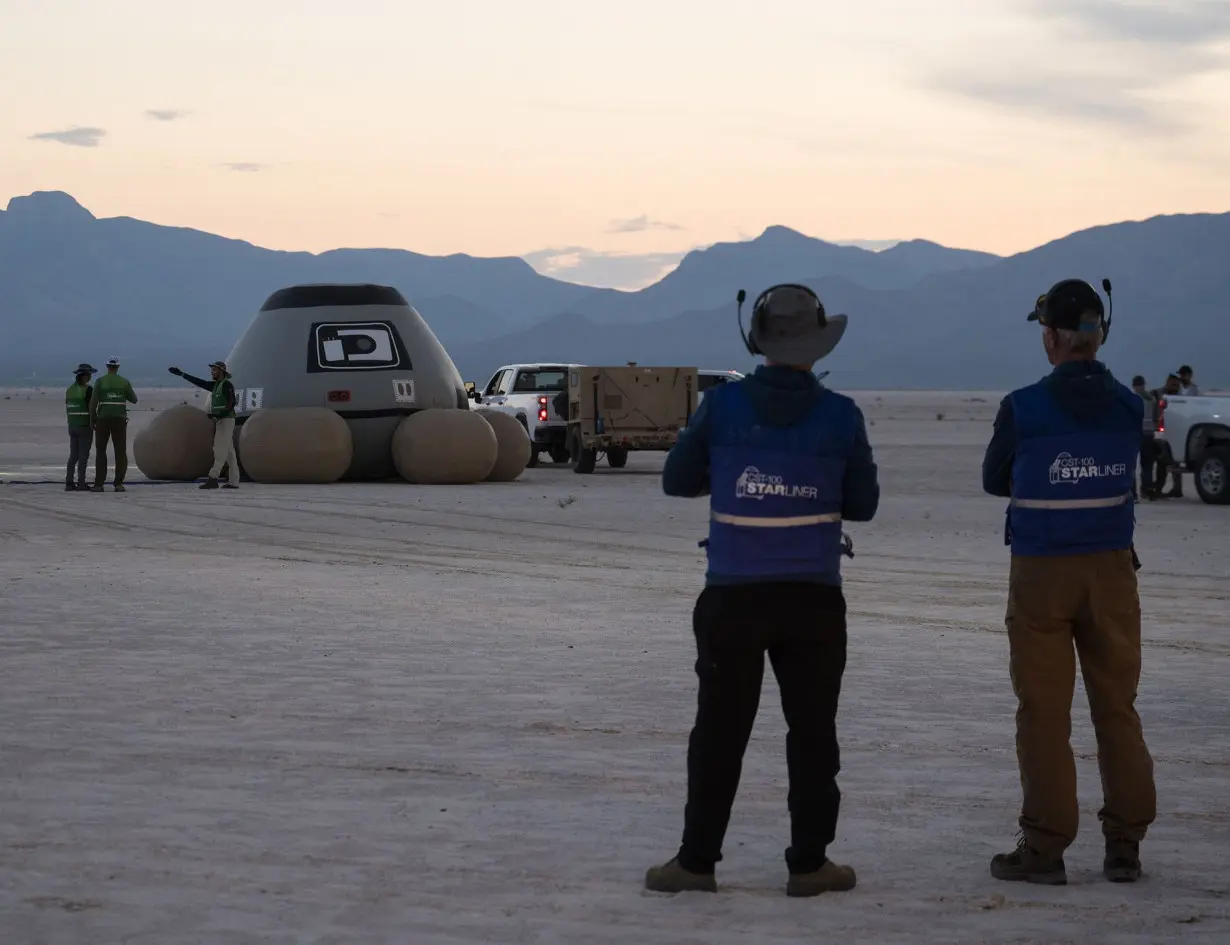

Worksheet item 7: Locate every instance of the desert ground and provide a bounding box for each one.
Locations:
[1,386,1226,945]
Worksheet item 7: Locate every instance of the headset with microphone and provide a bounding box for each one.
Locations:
[734,284,833,382]
[736,283,829,356]
[1032,278,1115,343]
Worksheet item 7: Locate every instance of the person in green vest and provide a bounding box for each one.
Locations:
[168,360,239,489]
[65,363,96,491]
[90,356,138,493]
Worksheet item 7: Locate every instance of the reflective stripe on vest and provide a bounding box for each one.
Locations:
[711,510,842,527]
[704,381,854,579]
[1010,493,1131,510]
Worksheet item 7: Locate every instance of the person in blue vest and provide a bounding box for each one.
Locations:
[982,279,1155,886]
[645,284,879,898]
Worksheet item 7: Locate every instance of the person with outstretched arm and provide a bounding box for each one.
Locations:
[645,285,878,898]
[169,361,240,490]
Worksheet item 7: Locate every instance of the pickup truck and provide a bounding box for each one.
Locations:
[1158,393,1230,504]
[467,363,580,466]
[698,368,744,404]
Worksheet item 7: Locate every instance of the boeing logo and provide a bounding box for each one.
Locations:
[1048,452,1128,485]
[734,466,819,500]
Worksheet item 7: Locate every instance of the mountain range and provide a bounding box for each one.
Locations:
[1,190,1225,389]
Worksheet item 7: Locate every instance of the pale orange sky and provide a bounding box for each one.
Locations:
[2,0,1228,287]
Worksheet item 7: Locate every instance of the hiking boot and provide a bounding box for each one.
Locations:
[90,485,105,493]
[990,836,1067,885]
[786,860,857,897]
[113,483,126,492]
[199,477,219,490]
[65,482,76,491]
[644,857,716,893]
[222,483,239,490]
[1104,839,1142,883]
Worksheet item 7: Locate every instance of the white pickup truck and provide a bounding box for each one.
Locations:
[1159,392,1230,504]
[698,369,745,403]
[467,363,579,466]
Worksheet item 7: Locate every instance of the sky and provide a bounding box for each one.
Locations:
[2,0,1228,289]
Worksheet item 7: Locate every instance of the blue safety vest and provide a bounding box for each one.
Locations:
[705,382,855,580]
[1007,380,1141,556]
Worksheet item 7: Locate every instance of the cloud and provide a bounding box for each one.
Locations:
[934,72,1183,132]
[145,109,189,121]
[931,1,1230,133]
[27,126,106,147]
[522,246,692,290]
[606,214,685,234]
[221,162,265,172]
[1028,0,1230,47]
[834,239,903,252]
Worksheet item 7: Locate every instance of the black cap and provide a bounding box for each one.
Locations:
[1027,279,1104,333]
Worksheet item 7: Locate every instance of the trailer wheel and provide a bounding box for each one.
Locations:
[606,448,628,468]
[569,432,596,474]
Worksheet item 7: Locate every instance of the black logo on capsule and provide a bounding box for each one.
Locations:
[310,321,406,371]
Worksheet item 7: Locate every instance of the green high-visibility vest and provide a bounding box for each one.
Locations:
[209,378,235,418]
[65,383,91,428]
[94,373,133,419]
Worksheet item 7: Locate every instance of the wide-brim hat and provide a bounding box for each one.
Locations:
[750,285,848,365]
[208,360,228,374]
[73,363,97,376]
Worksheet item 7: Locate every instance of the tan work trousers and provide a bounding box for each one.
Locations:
[1006,549,1156,855]
[209,417,240,486]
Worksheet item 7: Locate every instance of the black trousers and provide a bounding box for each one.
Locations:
[67,426,93,486]
[1153,439,1181,494]
[677,581,848,875]
[1138,436,1157,495]
[93,417,128,486]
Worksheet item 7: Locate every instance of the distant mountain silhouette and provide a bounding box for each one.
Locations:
[1,190,1225,388]
[569,227,1002,324]
[0,190,592,376]
[448,214,1230,390]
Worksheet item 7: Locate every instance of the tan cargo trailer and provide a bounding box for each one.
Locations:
[565,364,697,473]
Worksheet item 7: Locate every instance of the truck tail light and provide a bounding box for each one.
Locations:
[538,396,548,422]
[1158,397,1166,433]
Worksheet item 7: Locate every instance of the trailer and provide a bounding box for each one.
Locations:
[565,364,697,473]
